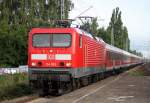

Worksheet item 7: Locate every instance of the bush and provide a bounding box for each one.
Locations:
[0,74,33,101]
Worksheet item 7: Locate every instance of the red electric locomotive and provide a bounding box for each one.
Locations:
[28,27,142,95]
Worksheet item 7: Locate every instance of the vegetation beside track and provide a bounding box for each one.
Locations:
[128,69,145,76]
[0,73,33,101]
[128,64,150,76]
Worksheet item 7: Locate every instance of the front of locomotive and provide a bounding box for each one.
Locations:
[28,28,76,83]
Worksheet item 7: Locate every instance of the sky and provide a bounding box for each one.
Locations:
[69,0,150,58]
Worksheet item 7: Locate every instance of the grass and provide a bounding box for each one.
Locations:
[129,71,145,76]
[128,68,145,76]
[0,73,33,101]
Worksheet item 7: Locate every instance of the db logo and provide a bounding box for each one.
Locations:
[47,54,55,60]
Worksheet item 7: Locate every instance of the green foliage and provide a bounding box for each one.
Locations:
[129,50,143,57]
[80,18,99,36]
[108,7,129,50]
[0,74,33,101]
[79,7,142,56]
[128,68,145,76]
[80,21,91,33]
[108,7,142,56]
[91,18,99,35]
[0,0,72,67]
[97,27,110,44]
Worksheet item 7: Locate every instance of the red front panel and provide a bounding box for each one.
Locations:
[28,28,77,68]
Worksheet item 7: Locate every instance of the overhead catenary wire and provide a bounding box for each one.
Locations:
[74,6,93,19]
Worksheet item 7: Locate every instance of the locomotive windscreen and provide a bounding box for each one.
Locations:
[33,34,71,47]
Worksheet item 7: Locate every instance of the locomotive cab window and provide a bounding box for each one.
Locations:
[32,34,71,47]
[52,34,71,47]
[33,34,50,47]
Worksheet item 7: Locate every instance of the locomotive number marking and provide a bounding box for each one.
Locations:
[47,54,55,60]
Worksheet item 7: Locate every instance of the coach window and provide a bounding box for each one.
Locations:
[79,34,82,48]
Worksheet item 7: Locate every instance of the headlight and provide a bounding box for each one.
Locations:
[66,62,72,67]
[31,62,36,66]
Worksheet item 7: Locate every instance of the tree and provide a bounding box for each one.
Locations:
[97,27,110,44]
[0,0,73,67]
[107,7,130,51]
[91,18,98,36]
[79,17,98,36]
[129,50,143,57]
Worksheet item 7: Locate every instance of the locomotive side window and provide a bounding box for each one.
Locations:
[52,34,71,47]
[79,34,82,48]
[33,34,50,47]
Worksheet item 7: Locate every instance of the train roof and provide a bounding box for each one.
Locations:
[74,28,94,38]
[106,44,123,53]
[106,43,141,58]
[74,28,105,43]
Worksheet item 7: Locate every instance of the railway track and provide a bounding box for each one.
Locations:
[0,73,120,103]
[1,64,147,103]
[24,72,127,103]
